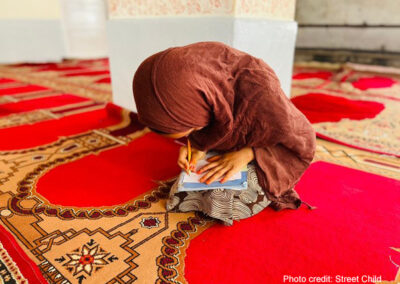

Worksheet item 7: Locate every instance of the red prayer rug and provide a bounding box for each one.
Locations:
[0,59,399,283]
[291,62,400,157]
[185,161,400,284]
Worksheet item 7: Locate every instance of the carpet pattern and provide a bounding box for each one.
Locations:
[0,59,112,102]
[0,59,399,284]
[0,98,213,283]
[292,62,400,157]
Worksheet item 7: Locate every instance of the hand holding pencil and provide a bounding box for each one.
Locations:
[177,139,206,175]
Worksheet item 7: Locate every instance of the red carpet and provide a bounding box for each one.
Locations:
[185,162,400,284]
[0,105,120,149]
[0,84,49,95]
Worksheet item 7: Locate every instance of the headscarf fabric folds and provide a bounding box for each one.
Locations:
[132,42,316,210]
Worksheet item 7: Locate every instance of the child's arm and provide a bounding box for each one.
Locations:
[197,147,254,184]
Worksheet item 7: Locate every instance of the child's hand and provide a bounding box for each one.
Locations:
[177,146,206,173]
[198,147,254,184]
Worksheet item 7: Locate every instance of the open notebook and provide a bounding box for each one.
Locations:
[177,152,248,192]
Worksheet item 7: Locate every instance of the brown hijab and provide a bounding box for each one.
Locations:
[132,42,316,210]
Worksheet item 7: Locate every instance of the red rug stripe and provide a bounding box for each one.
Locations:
[185,162,400,284]
[293,71,333,80]
[0,94,90,117]
[96,77,111,84]
[0,225,47,283]
[0,85,49,96]
[0,104,121,150]
[0,78,16,84]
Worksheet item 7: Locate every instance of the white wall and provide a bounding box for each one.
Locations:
[0,0,64,63]
[0,20,64,64]
[296,0,400,52]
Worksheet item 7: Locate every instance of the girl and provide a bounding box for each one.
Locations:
[132,42,316,225]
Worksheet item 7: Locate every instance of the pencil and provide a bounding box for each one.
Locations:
[187,139,192,174]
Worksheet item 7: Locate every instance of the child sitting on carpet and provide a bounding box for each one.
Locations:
[132,41,316,225]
